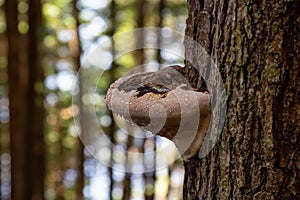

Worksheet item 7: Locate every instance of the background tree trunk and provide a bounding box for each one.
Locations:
[73,0,84,199]
[27,0,45,198]
[6,0,44,199]
[184,0,300,199]
[5,0,28,198]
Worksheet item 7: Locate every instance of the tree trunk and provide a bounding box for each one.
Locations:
[183,0,300,199]
[73,0,84,199]
[6,0,45,199]
[5,0,28,198]
[27,0,45,198]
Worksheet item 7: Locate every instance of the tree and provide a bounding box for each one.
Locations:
[183,0,300,199]
[6,0,44,199]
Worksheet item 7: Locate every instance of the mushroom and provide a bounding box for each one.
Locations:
[105,65,211,160]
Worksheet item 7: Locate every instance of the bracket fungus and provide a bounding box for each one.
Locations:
[105,65,211,160]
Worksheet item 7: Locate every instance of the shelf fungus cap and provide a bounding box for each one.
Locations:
[106,69,211,160]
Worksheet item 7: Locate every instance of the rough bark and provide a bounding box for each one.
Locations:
[184,0,300,199]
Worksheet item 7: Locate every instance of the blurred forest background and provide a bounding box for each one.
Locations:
[0,0,188,199]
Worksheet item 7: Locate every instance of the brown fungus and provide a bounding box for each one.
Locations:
[105,66,211,160]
